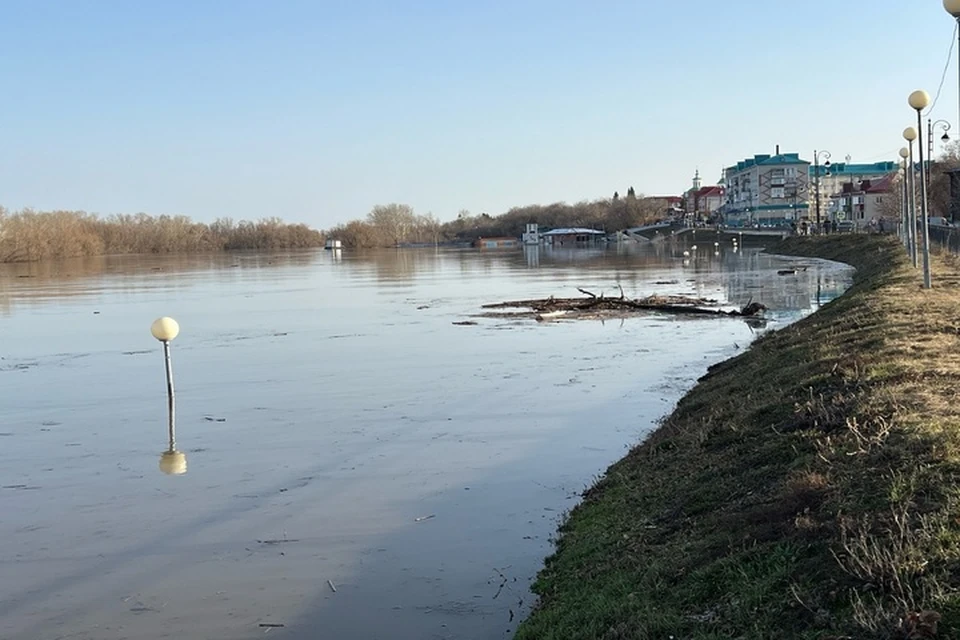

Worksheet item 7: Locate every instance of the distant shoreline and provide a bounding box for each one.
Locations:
[0,208,323,263]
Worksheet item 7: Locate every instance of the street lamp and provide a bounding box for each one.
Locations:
[909,90,933,289]
[903,128,920,268]
[927,120,952,190]
[813,150,831,232]
[151,317,186,475]
[929,119,952,150]
[899,148,912,255]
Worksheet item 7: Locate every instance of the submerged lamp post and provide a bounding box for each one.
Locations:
[151,317,186,475]
[903,127,920,268]
[909,90,933,289]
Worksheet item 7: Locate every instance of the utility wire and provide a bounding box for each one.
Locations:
[857,147,902,162]
[925,22,957,117]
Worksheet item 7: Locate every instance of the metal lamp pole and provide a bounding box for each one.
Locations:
[927,119,952,192]
[910,90,933,289]
[904,128,920,267]
[903,161,909,246]
[898,152,910,250]
[929,120,952,164]
[151,317,187,475]
[813,150,831,233]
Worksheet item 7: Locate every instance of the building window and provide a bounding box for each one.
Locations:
[786,167,797,177]
[771,187,785,199]
[876,196,883,204]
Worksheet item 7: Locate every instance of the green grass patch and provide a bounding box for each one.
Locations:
[517,236,960,639]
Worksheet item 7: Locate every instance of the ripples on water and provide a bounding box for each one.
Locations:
[0,240,852,640]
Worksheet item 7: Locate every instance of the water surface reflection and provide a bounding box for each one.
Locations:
[0,244,851,640]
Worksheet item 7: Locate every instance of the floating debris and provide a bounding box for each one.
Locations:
[480,288,766,322]
[778,266,810,275]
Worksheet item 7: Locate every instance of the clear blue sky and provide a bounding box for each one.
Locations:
[0,1,956,228]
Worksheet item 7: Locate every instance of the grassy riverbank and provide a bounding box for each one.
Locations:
[517,235,960,639]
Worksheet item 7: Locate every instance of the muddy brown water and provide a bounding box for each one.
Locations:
[0,242,852,640]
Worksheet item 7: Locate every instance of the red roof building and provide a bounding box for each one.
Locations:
[829,173,898,230]
[682,171,726,218]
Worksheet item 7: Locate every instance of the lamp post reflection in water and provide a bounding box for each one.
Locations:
[151,317,186,475]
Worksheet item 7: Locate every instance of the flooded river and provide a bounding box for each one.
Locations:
[0,239,852,640]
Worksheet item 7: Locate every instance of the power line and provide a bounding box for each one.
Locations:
[861,148,902,162]
[925,22,958,117]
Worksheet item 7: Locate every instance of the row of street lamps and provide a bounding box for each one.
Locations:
[890,1,960,290]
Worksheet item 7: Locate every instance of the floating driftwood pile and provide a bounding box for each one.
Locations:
[478,287,766,322]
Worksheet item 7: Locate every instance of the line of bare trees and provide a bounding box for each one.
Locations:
[0,207,323,262]
[0,188,673,261]
[328,192,670,248]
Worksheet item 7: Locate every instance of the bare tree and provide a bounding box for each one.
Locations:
[417,212,443,245]
[367,203,417,246]
[877,175,904,223]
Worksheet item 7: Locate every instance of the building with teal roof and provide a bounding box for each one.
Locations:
[722,150,811,228]
[721,152,898,228]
